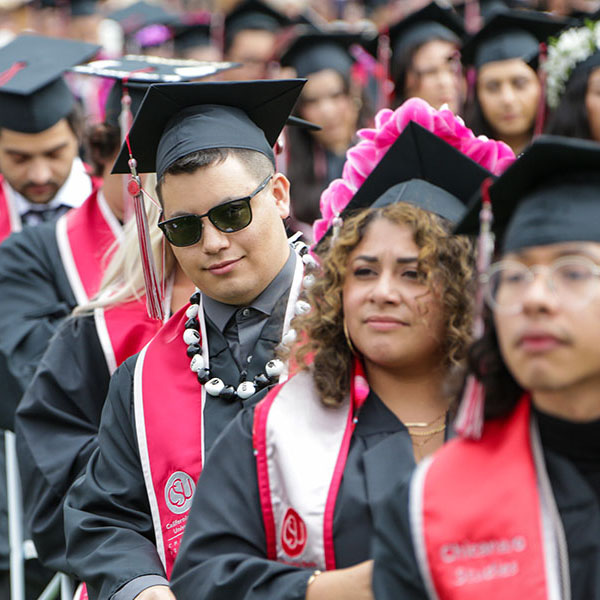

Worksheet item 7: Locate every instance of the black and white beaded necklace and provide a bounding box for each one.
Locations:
[183,240,318,401]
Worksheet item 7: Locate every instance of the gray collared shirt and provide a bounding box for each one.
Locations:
[202,248,295,368]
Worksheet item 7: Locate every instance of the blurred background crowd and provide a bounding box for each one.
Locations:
[1,0,600,242]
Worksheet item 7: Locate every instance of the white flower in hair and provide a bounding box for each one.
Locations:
[543,21,600,109]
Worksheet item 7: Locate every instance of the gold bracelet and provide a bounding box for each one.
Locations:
[307,570,323,586]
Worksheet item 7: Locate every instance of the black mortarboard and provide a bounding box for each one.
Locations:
[454,135,600,253]
[107,1,180,35]
[224,0,292,49]
[0,34,100,134]
[173,20,212,53]
[70,0,98,17]
[279,29,361,78]
[316,121,492,248]
[112,79,305,178]
[461,10,569,68]
[72,55,237,127]
[389,2,464,64]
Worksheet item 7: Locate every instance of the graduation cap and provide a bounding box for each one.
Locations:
[112,78,306,179]
[107,0,180,35]
[70,0,98,17]
[224,0,292,49]
[316,121,493,249]
[461,10,569,68]
[389,2,464,66]
[173,18,212,54]
[279,29,362,79]
[72,55,238,127]
[454,135,600,253]
[0,34,100,134]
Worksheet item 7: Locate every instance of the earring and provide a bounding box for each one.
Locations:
[343,318,357,354]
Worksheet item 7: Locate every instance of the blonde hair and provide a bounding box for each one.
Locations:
[289,203,476,407]
[74,174,176,314]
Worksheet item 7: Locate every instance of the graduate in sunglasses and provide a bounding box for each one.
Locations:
[63,79,308,600]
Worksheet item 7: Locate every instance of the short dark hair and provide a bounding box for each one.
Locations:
[83,122,121,176]
[155,147,274,206]
[545,68,593,140]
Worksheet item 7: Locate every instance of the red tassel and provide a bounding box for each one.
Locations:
[127,156,165,321]
[534,42,548,138]
[454,177,494,439]
[464,0,481,34]
[454,375,485,439]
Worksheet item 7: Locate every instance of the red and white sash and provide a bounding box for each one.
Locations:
[0,177,22,242]
[409,397,570,600]
[253,358,370,570]
[94,298,167,376]
[133,254,304,576]
[55,190,122,305]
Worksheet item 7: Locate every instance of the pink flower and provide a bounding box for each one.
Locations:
[313,98,516,245]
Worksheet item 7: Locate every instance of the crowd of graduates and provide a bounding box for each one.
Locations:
[1,0,600,599]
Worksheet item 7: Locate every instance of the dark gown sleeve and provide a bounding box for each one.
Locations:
[0,223,75,407]
[15,314,110,573]
[170,407,312,600]
[64,356,167,600]
[371,474,429,600]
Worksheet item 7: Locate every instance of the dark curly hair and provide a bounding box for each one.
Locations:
[289,202,476,407]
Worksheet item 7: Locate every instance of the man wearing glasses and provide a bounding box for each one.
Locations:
[64,80,308,600]
[372,135,600,599]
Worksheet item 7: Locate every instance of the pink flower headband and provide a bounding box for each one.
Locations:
[313,98,516,244]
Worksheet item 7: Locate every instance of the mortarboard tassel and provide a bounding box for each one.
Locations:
[454,177,494,439]
[126,148,165,321]
[463,0,481,34]
[534,42,548,138]
[120,83,135,223]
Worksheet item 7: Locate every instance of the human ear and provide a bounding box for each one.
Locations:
[271,172,291,219]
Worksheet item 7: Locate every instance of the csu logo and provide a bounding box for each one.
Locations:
[281,508,307,558]
[165,471,196,514]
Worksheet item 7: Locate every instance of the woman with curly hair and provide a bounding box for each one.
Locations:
[169,100,513,600]
[544,20,600,142]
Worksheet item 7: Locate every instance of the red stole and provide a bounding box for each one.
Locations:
[133,305,204,577]
[410,397,569,599]
[253,358,370,570]
[133,255,304,576]
[55,189,120,304]
[94,299,165,376]
[0,177,20,242]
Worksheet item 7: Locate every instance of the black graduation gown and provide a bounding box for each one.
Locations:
[15,315,109,573]
[0,222,77,426]
[169,390,417,600]
[63,296,294,600]
[371,438,600,599]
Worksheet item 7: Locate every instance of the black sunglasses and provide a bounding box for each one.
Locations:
[158,174,273,247]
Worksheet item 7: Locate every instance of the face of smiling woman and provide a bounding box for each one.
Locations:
[342,218,446,375]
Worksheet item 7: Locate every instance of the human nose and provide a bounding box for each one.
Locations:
[521,267,558,315]
[200,219,230,254]
[498,82,517,106]
[27,158,52,184]
[369,272,401,304]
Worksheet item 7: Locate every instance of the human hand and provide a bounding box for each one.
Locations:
[305,560,374,600]
[134,585,176,600]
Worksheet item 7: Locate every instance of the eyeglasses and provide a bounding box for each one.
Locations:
[482,255,600,314]
[158,174,272,247]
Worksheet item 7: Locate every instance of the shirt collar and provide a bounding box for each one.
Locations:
[12,157,92,217]
[203,246,295,332]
